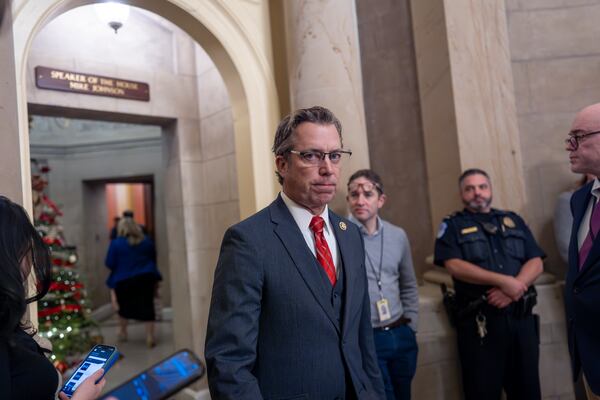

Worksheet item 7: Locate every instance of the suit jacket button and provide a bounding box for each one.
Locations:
[574,287,580,294]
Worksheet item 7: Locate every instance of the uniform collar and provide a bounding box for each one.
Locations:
[462,207,498,216]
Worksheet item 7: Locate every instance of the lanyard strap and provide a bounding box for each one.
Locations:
[365,227,384,294]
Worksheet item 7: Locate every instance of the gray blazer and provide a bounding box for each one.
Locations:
[205,195,385,399]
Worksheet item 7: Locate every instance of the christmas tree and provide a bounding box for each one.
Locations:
[31,159,99,373]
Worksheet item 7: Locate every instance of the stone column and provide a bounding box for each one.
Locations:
[411,0,526,232]
[1,0,37,325]
[0,0,25,205]
[283,0,369,212]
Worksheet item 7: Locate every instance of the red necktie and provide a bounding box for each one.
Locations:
[309,216,336,285]
[579,198,600,270]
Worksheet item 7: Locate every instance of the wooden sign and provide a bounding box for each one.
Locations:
[35,66,150,102]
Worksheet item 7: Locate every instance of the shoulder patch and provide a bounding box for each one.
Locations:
[436,222,448,239]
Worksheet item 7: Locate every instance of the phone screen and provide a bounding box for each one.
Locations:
[100,350,203,400]
[62,345,117,397]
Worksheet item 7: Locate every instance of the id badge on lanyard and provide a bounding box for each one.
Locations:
[376,298,392,322]
[366,228,391,322]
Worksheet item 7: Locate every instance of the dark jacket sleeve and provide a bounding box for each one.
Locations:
[204,226,264,400]
[0,340,10,400]
[357,233,386,399]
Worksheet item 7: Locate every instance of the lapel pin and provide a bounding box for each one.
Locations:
[339,222,347,231]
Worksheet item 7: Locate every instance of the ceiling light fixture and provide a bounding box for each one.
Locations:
[94,2,130,34]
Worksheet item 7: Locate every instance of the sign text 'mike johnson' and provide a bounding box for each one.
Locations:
[35,66,150,102]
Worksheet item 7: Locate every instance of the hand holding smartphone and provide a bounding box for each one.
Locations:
[58,369,106,400]
[60,344,119,398]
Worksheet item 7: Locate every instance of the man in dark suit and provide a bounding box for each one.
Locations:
[205,106,385,399]
[565,103,600,399]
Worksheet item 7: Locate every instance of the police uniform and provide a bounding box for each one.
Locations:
[434,208,545,400]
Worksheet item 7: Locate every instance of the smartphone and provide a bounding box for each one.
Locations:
[61,344,119,398]
[100,349,204,400]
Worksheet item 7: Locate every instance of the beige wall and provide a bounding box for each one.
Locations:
[355,0,432,277]
[412,0,526,237]
[506,0,600,277]
[282,0,371,213]
[0,1,25,205]
[178,44,240,355]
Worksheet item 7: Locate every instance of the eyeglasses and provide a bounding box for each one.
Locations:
[347,181,382,194]
[565,130,600,150]
[289,149,352,165]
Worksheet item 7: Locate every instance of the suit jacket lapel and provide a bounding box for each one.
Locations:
[569,185,590,276]
[329,211,359,338]
[270,196,340,333]
[571,182,600,280]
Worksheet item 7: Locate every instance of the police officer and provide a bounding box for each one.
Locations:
[434,168,545,400]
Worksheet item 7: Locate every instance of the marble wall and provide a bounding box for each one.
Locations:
[0,2,25,205]
[355,0,432,277]
[178,44,240,355]
[506,0,600,278]
[282,0,370,213]
[411,0,527,235]
[410,0,463,233]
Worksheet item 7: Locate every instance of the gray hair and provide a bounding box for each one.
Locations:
[272,106,343,184]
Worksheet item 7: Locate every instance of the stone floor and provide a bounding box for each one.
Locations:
[98,317,176,393]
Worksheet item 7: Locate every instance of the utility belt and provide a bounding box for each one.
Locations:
[441,284,537,326]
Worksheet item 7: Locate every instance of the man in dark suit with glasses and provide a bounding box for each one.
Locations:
[564,103,600,399]
[205,106,385,399]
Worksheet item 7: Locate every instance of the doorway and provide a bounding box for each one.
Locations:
[83,177,157,309]
[18,0,262,376]
[106,181,155,240]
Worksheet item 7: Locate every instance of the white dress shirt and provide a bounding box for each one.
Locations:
[281,191,340,272]
[578,178,600,250]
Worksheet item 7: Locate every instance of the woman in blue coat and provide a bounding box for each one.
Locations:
[105,217,162,348]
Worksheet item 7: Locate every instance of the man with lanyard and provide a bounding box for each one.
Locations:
[434,168,545,400]
[347,169,419,400]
